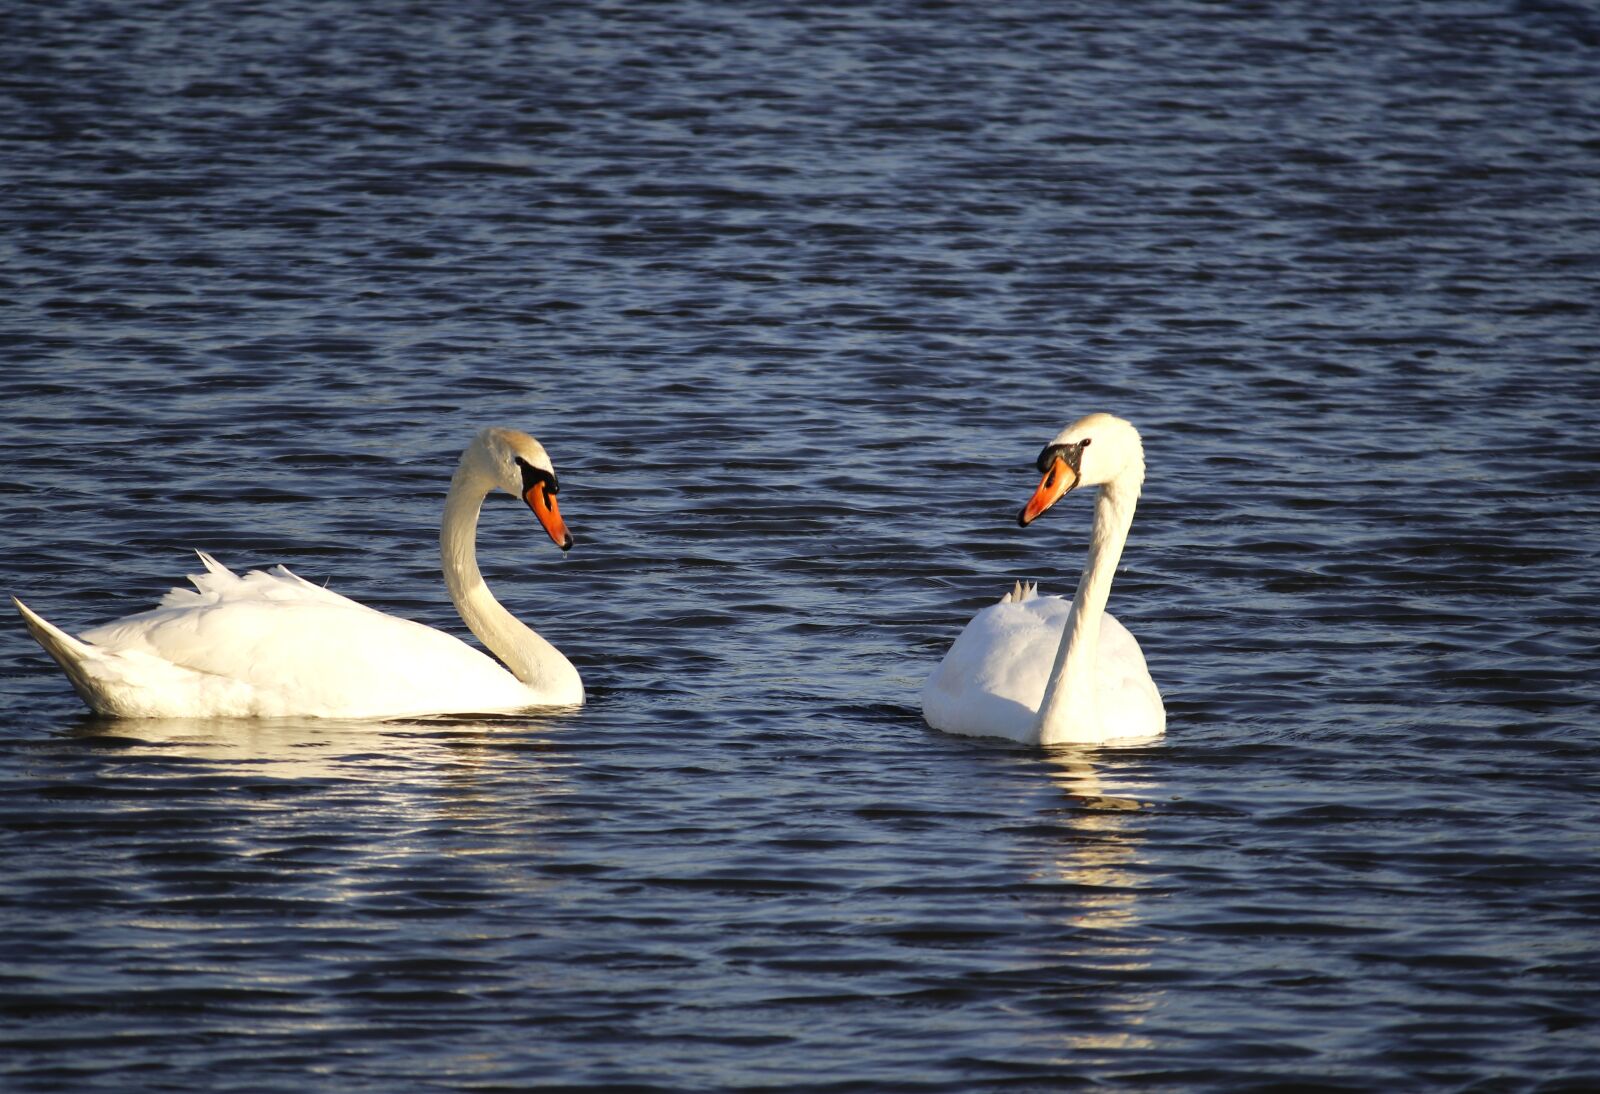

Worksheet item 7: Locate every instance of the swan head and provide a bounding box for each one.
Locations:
[470,427,572,551]
[1019,413,1144,527]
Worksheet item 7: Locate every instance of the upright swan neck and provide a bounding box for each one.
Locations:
[440,459,575,696]
[1036,473,1141,745]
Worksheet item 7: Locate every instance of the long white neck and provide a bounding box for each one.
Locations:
[1035,474,1140,745]
[439,461,575,695]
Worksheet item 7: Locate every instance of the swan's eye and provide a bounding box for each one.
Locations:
[1081,438,1091,448]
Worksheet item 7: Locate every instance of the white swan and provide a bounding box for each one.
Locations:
[922,413,1164,746]
[12,428,584,719]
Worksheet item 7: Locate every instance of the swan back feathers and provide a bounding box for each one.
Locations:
[999,580,1040,604]
[157,550,347,611]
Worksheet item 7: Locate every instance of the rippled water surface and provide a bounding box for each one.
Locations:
[3,1,1599,1090]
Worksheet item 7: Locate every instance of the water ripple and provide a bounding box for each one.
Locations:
[2,0,1599,1091]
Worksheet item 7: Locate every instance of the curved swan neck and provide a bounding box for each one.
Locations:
[439,460,569,691]
[1036,475,1141,745]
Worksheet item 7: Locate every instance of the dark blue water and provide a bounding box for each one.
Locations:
[3,1,1599,1089]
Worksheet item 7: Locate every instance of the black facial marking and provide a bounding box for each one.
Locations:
[515,456,558,495]
[1035,438,1089,476]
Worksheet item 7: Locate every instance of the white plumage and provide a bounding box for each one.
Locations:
[922,414,1165,746]
[14,428,583,719]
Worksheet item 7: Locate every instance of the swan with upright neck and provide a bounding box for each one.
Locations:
[922,413,1164,746]
[12,427,584,719]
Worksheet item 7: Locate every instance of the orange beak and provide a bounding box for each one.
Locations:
[1018,456,1076,527]
[525,481,572,551]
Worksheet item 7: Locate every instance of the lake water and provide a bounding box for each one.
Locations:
[2,1,1598,1090]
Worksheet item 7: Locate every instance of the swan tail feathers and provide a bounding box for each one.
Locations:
[12,597,108,707]
[14,595,251,717]
[13,597,92,663]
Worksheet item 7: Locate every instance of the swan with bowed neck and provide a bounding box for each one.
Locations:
[12,428,584,719]
[922,413,1165,746]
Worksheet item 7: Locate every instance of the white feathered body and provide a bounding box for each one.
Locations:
[15,553,568,719]
[922,583,1163,745]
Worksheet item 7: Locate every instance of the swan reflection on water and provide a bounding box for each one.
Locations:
[60,712,576,793]
[1033,752,1163,1054]
[43,721,582,953]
